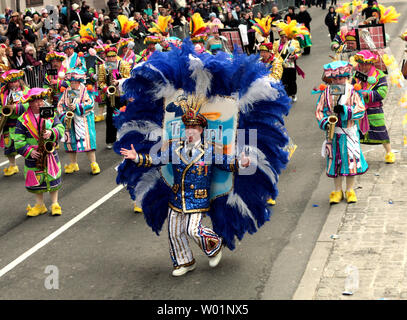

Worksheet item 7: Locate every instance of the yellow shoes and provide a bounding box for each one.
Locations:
[345,189,357,203]
[267,198,276,205]
[51,203,62,216]
[26,203,48,217]
[90,162,101,175]
[94,115,105,122]
[64,163,79,174]
[329,191,343,204]
[3,165,19,176]
[385,152,395,164]
[134,204,143,213]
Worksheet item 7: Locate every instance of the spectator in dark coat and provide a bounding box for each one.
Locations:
[13,47,28,70]
[325,6,340,41]
[284,6,297,22]
[7,12,23,43]
[296,5,312,31]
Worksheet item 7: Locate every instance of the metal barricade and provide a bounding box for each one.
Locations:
[24,65,47,88]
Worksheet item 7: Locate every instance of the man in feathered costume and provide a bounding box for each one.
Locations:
[115,40,292,276]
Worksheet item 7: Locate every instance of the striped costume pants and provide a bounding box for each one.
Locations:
[167,208,222,269]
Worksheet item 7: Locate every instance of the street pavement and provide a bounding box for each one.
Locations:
[294,1,407,300]
[0,1,406,301]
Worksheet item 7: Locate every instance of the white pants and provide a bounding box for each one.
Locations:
[167,208,222,268]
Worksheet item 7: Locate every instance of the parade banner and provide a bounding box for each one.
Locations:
[219,28,245,54]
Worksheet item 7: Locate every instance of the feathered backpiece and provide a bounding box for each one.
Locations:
[115,15,139,36]
[377,4,400,24]
[336,0,366,22]
[113,40,292,250]
[189,13,208,42]
[79,20,98,43]
[276,18,310,40]
[252,15,274,38]
[148,15,173,37]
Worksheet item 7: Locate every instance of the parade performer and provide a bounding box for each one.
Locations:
[274,20,304,102]
[352,50,394,163]
[118,38,136,68]
[57,69,100,175]
[259,42,283,82]
[315,61,368,204]
[206,19,224,55]
[97,46,131,149]
[62,40,87,72]
[44,52,68,110]
[0,69,29,176]
[115,40,292,276]
[252,15,274,53]
[13,88,64,216]
[189,13,208,54]
[94,44,108,123]
[252,16,283,81]
[135,35,160,64]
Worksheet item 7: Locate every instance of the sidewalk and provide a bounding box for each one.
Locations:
[294,67,407,299]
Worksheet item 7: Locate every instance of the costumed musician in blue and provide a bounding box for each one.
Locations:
[121,96,251,276]
[114,40,293,277]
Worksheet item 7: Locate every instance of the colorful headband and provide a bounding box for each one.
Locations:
[65,69,87,82]
[21,88,51,103]
[45,51,67,62]
[62,40,78,50]
[323,60,353,78]
[1,69,24,83]
[144,35,161,44]
[354,50,378,64]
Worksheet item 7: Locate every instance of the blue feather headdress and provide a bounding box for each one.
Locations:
[114,39,292,250]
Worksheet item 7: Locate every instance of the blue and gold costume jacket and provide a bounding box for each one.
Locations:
[137,140,239,213]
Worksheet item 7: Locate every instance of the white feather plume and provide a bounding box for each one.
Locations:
[226,191,256,223]
[188,54,212,96]
[237,76,281,113]
[244,145,277,185]
[117,120,162,141]
[134,169,162,206]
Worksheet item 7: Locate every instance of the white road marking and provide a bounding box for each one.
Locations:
[0,184,124,278]
[0,155,21,167]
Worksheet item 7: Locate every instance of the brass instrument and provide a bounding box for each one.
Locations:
[0,103,15,135]
[65,111,74,130]
[327,115,338,140]
[106,71,116,108]
[36,118,55,171]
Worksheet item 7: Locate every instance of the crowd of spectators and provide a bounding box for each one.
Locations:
[0,0,319,73]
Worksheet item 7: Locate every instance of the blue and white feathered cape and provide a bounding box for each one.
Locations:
[114,40,292,250]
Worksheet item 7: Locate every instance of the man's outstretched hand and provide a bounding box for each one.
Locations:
[120,144,138,160]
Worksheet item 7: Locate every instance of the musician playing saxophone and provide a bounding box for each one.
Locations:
[12,88,65,217]
[57,69,101,175]
[97,46,131,149]
[44,51,68,110]
[315,61,368,205]
[0,69,29,176]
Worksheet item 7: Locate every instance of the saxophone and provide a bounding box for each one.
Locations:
[0,100,15,135]
[106,70,116,108]
[36,118,55,171]
[327,114,338,140]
